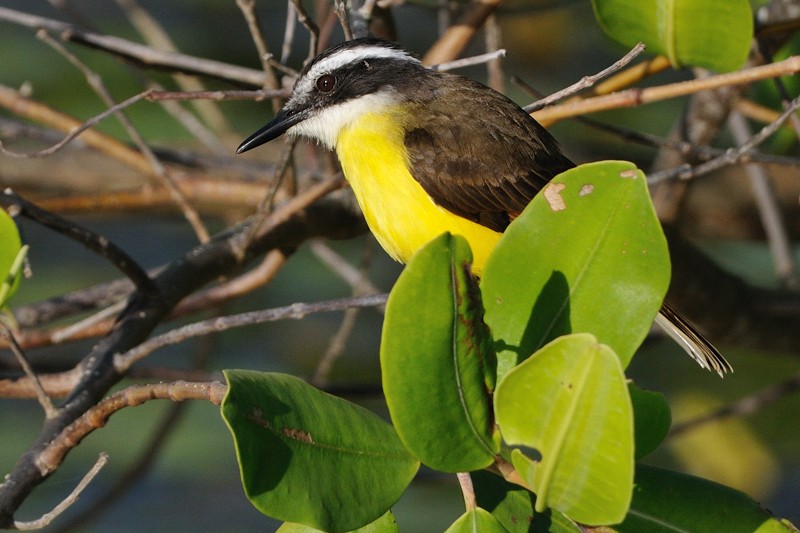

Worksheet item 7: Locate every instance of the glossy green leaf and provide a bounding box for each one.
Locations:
[472,470,581,533]
[382,232,499,472]
[277,511,399,533]
[591,0,752,72]
[0,209,23,307]
[221,370,418,532]
[482,161,669,378]
[494,333,634,525]
[619,465,797,532]
[445,508,509,533]
[629,383,671,459]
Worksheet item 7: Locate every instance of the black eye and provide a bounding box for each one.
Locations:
[316,74,336,93]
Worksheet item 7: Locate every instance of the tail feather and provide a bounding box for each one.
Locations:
[655,303,733,377]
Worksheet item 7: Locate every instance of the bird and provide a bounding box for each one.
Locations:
[237,37,731,376]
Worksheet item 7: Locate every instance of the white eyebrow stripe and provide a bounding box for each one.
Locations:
[293,45,420,99]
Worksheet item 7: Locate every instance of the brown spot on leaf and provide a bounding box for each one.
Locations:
[579,184,594,196]
[282,426,313,443]
[619,169,638,179]
[543,183,567,211]
[247,407,271,429]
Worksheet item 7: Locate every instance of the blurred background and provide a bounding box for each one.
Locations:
[1,0,798,531]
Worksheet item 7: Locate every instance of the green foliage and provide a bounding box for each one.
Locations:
[221,371,418,532]
[619,465,795,532]
[472,470,581,533]
[0,209,24,308]
[629,383,672,459]
[591,0,753,72]
[220,162,793,531]
[277,511,399,533]
[444,508,508,533]
[381,233,499,472]
[482,161,669,379]
[495,333,633,525]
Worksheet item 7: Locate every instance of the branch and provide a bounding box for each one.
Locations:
[0,7,269,86]
[35,382,227,478]
[524,42,647,112]
[670,372,800,436]
[1,189,157,295]
[532,55,800,125]
[14,453,108,531]
[115,293,388,372]
[0,176,364,526]
[648,92,800,184]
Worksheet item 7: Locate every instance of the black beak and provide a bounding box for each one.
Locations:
[236,107,307,154]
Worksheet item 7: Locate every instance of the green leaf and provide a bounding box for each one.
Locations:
[619,465,797,532]
[494,333,634,525]
[629,383,671,459]
[0,209,23,307]
[221,370,418,532]
[381,233,499,472]
[482,161,669,378]
[472,470,582,533]
[277,511,399,533]
[445,508,509,533]
[591,0,753,72]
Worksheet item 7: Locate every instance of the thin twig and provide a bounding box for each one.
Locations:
[0,323,57,418]
[532,55,800,125]
[457,472,477,511]
[14,453,109,531]
[308,240,383,297]
[311,240,378,386]
[235,138,298,259]
[291,0,320,60]
[525,42,647,112]
[35,382,227,477]
[728,111,798,289]
[334,0,354,41]
[0,89,151,159]
[670,372,800,436]
[1,189,158,295]
[433,49,506,72]
[115,0,233,135]
[37,29,210,243]
[647,93,800,184]
[51,300,127,344]
[236,0,282,113]
[114,293,388,372]
[282,1,297,64]
[146,88,290,101]
[0,7,270,86]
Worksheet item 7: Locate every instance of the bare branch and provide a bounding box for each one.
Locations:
[433,49,506,72]
[14,453,109,531]
[525,42,647,112]
[35,382,227,478]
[648,92,800,183]
[728,111,798,289]
[37,29,210,243]
[0,7,269,86]
[0,323,57,417]
[115,293,388,372]
[291,0,320,60]
[0,88,151,159]
[532,55,800,125]
[1,189,157,295]
[670,372,800,436]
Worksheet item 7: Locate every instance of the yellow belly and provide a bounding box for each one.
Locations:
[336,110,501,273]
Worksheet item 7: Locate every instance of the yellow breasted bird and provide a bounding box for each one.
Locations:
[237,38,731,375]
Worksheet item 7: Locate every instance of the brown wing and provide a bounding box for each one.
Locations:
[403,73,575,232]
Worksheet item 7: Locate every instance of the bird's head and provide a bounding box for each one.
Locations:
[237,38,424,153]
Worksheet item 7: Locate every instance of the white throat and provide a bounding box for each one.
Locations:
[287,90,400,150]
